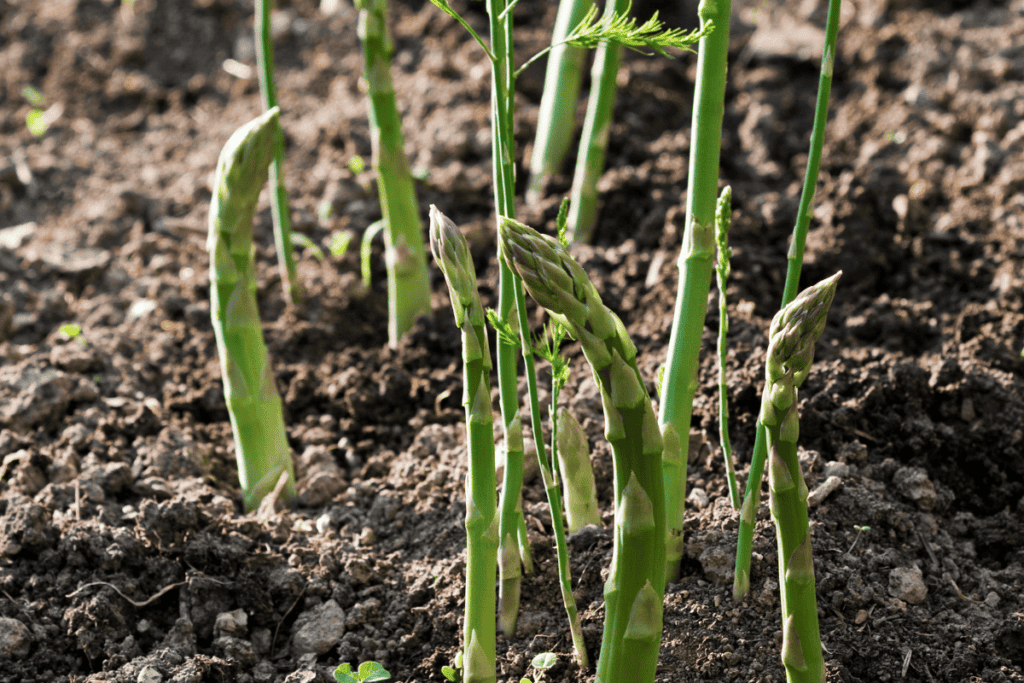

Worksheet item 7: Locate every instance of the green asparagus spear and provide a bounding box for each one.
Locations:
[760,271,841,683]
[499,216,664,683]
[358,0,432,346]
[556,408,601,531]
[526,0,594,203]
[208,108,297,512]
[429,206,498,683]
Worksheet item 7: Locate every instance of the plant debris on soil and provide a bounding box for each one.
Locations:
[1,0,1024,681]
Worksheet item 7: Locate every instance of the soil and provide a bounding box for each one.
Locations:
[1,0,1023,681]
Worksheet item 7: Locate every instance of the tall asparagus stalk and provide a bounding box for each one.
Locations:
[566,0,629,244]
[357,0,432,346]
[659,0,729,585]
[208,108,296,512]
[254,0,301,304]
[760,271,840,683]
[734,0,843,600]
[429,206,498,683]
[500,217,665,683]
[526,0,594,203]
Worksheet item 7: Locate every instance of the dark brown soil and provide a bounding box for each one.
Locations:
[2,0,1023,681]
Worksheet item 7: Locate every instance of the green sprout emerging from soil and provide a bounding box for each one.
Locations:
[333,661,391,683]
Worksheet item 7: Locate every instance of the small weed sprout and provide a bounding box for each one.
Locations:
[848,525,871,554]
[333,661,391,683]
[519,652,558,683]
[441,651,464,682]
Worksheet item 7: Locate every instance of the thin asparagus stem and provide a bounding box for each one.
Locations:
[207,108,296,512]
[429,207,498,683]
[357,0,432,346]
[526,0,594,203]
[760,272,840,683]
[254,0,301,304]
[713,187,739,508]
[499,217,665,683]
[659,0,729,586]
[734,0,843,600]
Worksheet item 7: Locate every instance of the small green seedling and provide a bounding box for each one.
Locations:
[333,661,391,683]
[441,651,463,682]
[848,524,871,554]
[59,324,87,346]
[519,652,558,683]
[290,232,324,262]
[329,230,353,258]
[360,219,385,290]
[348,154,366,175]
[22,85,47,137]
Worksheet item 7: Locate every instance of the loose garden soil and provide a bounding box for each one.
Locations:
[1,0,1023,681]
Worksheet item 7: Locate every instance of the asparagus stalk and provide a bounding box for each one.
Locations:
[734,0,843,600]
[713,187,740,508]
[556,408,601,531]
[499,217,665,683]
[429,206,498,683]
[659,0,729,585]
[497,411,526,636]
[358,0,433,346]
[526,0,594,203]
[254,0,301,304]
[208,108,296,512]
[760,271,840,683]
[566,0,629,244]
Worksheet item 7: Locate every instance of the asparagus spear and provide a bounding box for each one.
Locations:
[556,408,601,532]
[358,0,433,346]
[429,206,497,683]
[208,107,296,512]
[499,216,664,683]
[760,271,841,683]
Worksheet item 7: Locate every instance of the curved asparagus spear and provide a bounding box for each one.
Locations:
[499,216,664,683]
[208,108,296,512]
[429,206,497,683]
[760,271,840,683]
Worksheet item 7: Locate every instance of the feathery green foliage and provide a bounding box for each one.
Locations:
[207,108,296,512]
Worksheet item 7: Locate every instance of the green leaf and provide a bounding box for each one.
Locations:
[348,155,366,175]
[290,232,324,262]
[21,85,45,108]
[531,652,558,670]
[26,109,47,137]
[441,666,457,682]
[329,230,353,258]
[564,1,711,57]
[59,324,82,340]
[358,661,391,682]
[333,663,357,683]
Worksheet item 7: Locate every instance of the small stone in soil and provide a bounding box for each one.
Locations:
[291,599,346,655]
[0,616,32,658]
[888,566,928,604]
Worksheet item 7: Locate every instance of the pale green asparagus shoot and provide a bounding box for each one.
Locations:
[760,271,841,683]
[556,408,601,531]
[208,108,297,512]
[429,206,497,683]
[499,216,664,683]
[358,0,432,346]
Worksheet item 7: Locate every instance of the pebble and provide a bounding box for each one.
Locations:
[0,616,32,658]
[214,609,248,638]
[807,476,842,507]
[888,566,928,605]
[137,666,162,683]
[687,487,710,510]
[893,467,937,511]
[698,545,734,586]
[291,599,346,655]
